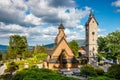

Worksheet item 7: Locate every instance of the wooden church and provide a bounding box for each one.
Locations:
[43,23,79,69]
[43,11,99,69]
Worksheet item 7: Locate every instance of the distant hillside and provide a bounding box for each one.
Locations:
[75,39,85,47]
[0,45,33,53]
[45,43,55,48]
[0,45,8,53]
[0,39,85,53]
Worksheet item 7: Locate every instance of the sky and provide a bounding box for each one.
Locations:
[0,0,120,46]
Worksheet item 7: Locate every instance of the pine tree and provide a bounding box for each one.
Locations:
[8,35,30,59]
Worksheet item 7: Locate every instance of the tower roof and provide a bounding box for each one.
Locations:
[89,10,94,18]
[85,10,98,26]
[58,23,65,29]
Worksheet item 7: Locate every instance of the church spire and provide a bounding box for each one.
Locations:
[55,22,66,44]
[58,17,65,29]
[85,10,98,26]
[58,23,65,29]
[89,9,94,18]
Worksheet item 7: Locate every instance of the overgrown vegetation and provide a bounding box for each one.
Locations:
[107,64,120,79]
[0,66,80,80]
[87,76,116,80]
[80,64,120,80]
[95,68,104,76]
[80,64,97,78]
[5,62,18,73]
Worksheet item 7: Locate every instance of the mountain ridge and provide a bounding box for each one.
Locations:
[0,39,85,53]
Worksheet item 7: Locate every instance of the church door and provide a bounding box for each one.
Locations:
[59,50,67,68]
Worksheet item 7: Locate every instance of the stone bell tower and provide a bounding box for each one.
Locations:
[85,11,98,66]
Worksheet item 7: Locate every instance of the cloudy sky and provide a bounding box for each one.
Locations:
[0,0,120,46]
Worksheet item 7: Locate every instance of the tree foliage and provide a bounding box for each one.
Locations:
[5,62,19,74]
[8,35,30,59]
[95,68,104,75]
[80,64,97,78]
[32,45,47,63]
[87,76,116,80]
[32,45,47,54]
[33,53,47,63]
[69,40,79,56]
[98,31,120,63]
[107,64,120,79]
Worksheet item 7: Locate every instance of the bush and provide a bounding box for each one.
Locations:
[23,78,36,80]
[107,64,120,79]
[6,62,19,72]
[0,74,13,80]
[12,66,80,80]
[87,76,116,80]
[15,60,24,69]
[95,68,104,75]
[80,64,97,78]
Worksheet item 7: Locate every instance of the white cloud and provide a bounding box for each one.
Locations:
[112,0,120,12]
[24,14,42,26]
[76,25,85,32]
[26,0,91,28]
[0,0,92,45]
[0,22,58,45]
[116,9,120,12]
[0,0,27,24]
[98,28,106,32]
[112,0,120,7]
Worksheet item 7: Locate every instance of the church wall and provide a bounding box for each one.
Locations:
[48,63,60,69]
[43,61,48,68]
[48,63,78,69]
[52,39,74,57]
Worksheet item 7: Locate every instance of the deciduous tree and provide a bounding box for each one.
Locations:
[98,30,120,64]
[69,40,79,56]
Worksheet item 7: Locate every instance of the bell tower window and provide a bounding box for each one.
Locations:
[92,32,95,41]
[92,32,95,35]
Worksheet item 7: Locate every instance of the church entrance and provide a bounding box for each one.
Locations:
[59,50,67,68]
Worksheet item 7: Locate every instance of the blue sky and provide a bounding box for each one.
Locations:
[76,0,120,33]
[0,0,120,46]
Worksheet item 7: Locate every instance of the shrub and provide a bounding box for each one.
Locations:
[15,60,24,69]
[80,64,97,78]
[107,64,120,79]
[12,66,80,80]
[87,76,116,80]
[95,68,104,75]
[6,62,19,72]
[0,74,13,80]
[23,78,36,80]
